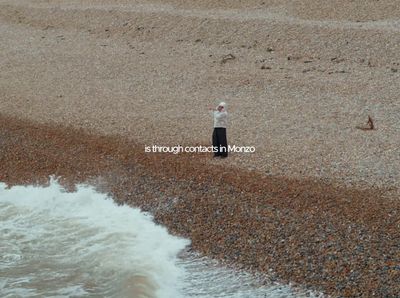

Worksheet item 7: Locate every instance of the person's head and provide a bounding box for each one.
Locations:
[217,102,226,112]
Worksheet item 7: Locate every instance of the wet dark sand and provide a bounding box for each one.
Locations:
[1,114,399,297]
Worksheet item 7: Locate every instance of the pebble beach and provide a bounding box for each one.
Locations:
[1,0,399,296]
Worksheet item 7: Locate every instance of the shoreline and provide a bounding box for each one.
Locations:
[1,0,400,196]
[1,114,398,297]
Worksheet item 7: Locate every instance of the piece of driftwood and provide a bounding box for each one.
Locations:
[367,115,374,130]
[221,54,236,64]
[356,115,375,131]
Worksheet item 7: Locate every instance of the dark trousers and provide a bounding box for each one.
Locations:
[212,127,228,157]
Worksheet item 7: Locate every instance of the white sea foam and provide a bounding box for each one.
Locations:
[0,179,322,298]
[0,179,188,297]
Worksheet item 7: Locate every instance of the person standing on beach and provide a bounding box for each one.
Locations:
[209,102,228,158]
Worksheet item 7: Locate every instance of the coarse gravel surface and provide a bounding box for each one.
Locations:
[1,0,400,297]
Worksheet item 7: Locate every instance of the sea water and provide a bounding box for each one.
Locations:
[0,180,320,297]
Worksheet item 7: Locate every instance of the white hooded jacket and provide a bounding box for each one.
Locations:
[213,102,228,128]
